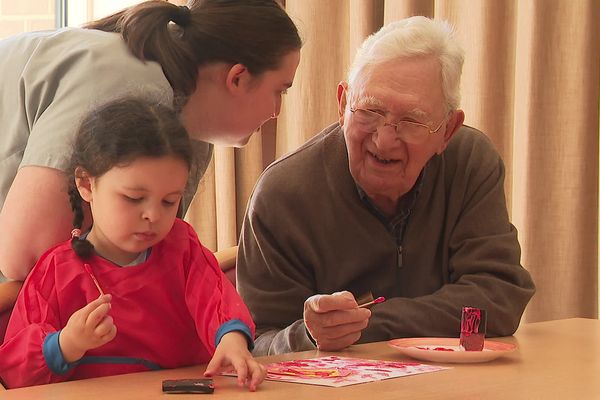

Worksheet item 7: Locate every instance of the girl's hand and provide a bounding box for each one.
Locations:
[204,331,266,391]
[59,294,117,363]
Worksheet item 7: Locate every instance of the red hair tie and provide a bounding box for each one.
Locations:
[71,229,82,239]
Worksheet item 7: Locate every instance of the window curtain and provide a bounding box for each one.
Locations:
[185,0,600,323]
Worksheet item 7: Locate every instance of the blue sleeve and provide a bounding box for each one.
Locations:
[215,319,254,351]
[43,330,79,375]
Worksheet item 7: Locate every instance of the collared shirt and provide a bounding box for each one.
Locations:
[355,168,426,268]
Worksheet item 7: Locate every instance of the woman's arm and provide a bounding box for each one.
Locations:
[0,166,90,280]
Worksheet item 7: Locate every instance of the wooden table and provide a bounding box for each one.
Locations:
[3,318,599,399]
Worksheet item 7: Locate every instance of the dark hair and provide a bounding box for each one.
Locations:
[85,0,302,108]
[67,97,193,258]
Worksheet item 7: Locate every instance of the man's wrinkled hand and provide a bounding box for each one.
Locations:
[303,291,371,351]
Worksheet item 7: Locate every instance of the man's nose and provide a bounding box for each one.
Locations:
[372,125,400,148]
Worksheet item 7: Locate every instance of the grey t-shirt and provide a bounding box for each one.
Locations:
[0,27,212,216]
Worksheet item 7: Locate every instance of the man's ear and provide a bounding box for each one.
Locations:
[75,167,93,203]
[225,63,252,93]
[436,109,465,154]
[337,82,349,126]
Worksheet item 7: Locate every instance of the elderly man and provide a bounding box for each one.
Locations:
[237,16,535,356]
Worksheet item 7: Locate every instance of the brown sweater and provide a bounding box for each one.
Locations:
[237,123,535,356]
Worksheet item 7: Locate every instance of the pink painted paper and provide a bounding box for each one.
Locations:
[243,356,448,387]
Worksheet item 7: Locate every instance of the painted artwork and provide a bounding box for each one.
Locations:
[261,356,449,387]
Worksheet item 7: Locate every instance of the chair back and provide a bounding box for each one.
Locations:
[0,280,22,344]
[0,309,10,344]
[0,306,9,390]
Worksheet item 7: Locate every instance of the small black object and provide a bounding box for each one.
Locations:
[162,378,215,394]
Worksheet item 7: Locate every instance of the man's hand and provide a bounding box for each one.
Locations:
[204,331,266,391]
[59,294,116,363]
[303,291,371,351]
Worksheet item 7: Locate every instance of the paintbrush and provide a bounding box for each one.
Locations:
[358,296,385,308]
[83,263,105,296]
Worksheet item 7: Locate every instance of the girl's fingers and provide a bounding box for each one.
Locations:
[86,302,111,329]
[94,315,114,337]
[203,353,224,377]
[100,324,117,343]
[247,361,266,391]
[77,294,111,320]
[231,357,249,388]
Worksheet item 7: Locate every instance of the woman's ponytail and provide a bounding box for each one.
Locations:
[85,1,198,100]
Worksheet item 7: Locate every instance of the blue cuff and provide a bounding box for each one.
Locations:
[215,319,254,351]
[43,330,79,375]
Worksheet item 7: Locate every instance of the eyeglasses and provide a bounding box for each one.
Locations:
[349,107,449,144]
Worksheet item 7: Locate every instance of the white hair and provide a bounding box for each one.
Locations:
[348,16,464,110]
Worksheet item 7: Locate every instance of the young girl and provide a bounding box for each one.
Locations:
[0,98,265,390]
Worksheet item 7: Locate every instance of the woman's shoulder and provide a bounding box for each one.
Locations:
[9,28,166,87]
[26,28,142,70]
[1,28,121,57]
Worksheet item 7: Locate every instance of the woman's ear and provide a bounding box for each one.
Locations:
[75,167,93,203]
[337,82,349,126]
[225,63,252,94]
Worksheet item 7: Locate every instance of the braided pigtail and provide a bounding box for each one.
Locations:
[68,184,95,259]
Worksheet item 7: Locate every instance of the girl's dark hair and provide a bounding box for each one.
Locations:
[67,97,193,258]
[84,0,302,108]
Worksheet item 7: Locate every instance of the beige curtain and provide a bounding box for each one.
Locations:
[186,0,600,323]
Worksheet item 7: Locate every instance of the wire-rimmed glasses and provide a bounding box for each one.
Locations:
[349,107,449,144]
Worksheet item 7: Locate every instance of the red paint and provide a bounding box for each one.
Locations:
[416,346,455,351]
[358,296,386,308]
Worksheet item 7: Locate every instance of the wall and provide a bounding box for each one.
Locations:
[0,0,55,39]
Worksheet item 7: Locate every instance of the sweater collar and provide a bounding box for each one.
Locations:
[355,167,426,225]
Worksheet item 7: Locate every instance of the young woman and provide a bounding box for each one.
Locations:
[0,98,265,390]
[0,0,301,281]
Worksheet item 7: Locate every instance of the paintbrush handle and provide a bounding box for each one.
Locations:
[83,263,105,296]
[358,296,385,308]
